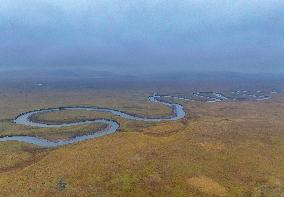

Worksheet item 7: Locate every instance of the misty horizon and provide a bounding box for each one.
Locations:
[1,0,284,74]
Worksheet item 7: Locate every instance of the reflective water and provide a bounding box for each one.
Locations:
[0,94,185,147]
[0,89,281,148]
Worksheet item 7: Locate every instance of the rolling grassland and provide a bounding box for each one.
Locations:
[0,85,283,196]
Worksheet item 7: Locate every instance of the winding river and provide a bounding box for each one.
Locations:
[0,93,186,148]
[0,89,280,148]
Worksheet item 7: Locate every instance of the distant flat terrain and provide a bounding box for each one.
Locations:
[0,74,283,196]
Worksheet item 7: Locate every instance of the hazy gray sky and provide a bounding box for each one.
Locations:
[1,0,284,73]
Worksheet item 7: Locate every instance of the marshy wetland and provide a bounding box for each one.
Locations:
[0,88,280,147]
[0,74,284,196]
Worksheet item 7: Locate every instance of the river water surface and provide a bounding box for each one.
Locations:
[0,89,279,148]
[0,94,186,147]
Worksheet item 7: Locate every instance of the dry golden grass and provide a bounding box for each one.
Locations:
[0,141,47,173]
[0,120,107,141]
[0,88,172,120]
[187,176,227,196]
[31,110,113,124]
[0,89,283,196]
[196,142,225,152]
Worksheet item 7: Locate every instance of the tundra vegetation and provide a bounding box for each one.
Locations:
[0,79,283,196]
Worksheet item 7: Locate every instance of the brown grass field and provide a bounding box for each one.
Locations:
[0,83,283,196]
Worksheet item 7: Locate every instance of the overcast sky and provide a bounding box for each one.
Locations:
[0,0,284,74]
